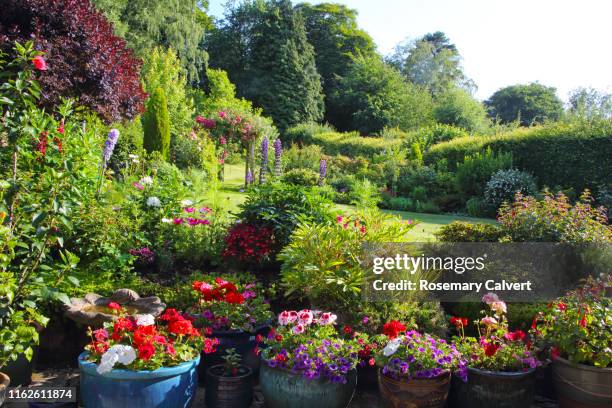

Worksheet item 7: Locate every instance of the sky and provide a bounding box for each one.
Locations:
[208,0,612,101]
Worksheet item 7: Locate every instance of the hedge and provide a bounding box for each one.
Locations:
[424,120,612,193]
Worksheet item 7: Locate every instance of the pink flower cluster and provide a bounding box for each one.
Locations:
[278,310,337,335]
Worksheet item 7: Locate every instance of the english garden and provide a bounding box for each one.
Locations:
[0,1,610,408]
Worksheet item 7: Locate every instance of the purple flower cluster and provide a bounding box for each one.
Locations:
[260,137,269,183]
[103,129,120,164]
[246,169,253,185]
[128,247,155,264]
[273,139,282,176]
[319,159,327,184]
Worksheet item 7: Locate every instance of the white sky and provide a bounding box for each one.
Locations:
[208,0,612,101]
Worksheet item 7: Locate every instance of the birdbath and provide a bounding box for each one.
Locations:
[64,288,166,327]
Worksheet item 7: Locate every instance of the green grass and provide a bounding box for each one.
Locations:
[220,163,494,241]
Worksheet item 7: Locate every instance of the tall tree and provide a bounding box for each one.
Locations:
[330,55,434,135]
[208,0,324,132]
[433,87,489,132]
[388,31,474,96]
[568,87,612,119]
[485,83,564,125]
[143,88,171,160]
[92,0,208,84]
[295,2,377,125]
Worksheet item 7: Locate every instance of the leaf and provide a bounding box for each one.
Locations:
[32,211,47,226]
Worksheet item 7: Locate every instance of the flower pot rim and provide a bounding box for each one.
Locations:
[0,371,9,387]
[467,366,536,377]
[206,363,253,380]
[379,367,451,383]
[553,356,612,373]
[78,352,200,380]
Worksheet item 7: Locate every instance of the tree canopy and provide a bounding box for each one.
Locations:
[485,83,564,125]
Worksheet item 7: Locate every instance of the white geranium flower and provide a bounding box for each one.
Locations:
[383,338,402,357]
[181,199,194,207]
[136,314,155,326]
[140,176,153,185]
[146,196,161,207]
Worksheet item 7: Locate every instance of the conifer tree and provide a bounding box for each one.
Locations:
[143,88,171,160]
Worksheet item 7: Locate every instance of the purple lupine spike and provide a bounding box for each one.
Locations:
[103,129,120,164]
[260,136,269,184]
[274,138,282,177]
[319,159,327,186]
[246,169,254,185]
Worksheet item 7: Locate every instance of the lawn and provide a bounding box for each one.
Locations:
[220,163,494,241]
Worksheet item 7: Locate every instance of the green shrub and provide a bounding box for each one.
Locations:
[143,87,171,160]
[484,169,537,208]
[283,144,323,172]
[381,195,414,211]
[108,117,144,177]
[465,197,495,217]
[282,168,319,186]
[436,221,504,242]
[283,122,334,145]
[425,120,612,193]
[310,131,404,158]
[405,124,469,151]
[455,148,513,198]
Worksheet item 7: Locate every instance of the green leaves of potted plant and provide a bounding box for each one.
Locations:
[259,310,360,408]
[532,276,612,407]
[450,293,539,408]
[205,348,253,408]
[374,321,467,408]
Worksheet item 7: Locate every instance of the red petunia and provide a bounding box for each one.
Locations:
[557,302,567,312]
[383,320,406,339]
[32,55,47,71]
[343,326,353,335]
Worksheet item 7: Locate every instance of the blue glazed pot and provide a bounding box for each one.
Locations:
[78,352,199,408]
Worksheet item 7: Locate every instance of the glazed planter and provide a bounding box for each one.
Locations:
[78,352,199,408]
[204,364,253,408]
[378,369,450,408]
[448,367,535,408]
[552,357,612,408]
[199,330,259,382]
[0,372,10,407]
[259,363,357,408]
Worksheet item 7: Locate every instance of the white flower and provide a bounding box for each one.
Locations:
[491,301,507,315]
[291,324,305,335]
[97,350,119,374]
[136,314,155,326]
[146,196,161,207]
[161,218,172,224]
[110,345,136,365]
[140,176,153,185]
[297,309,314,325]
[383,338,402,357]
[181,199,194,207]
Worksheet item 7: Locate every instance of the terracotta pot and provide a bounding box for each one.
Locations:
[378,369,450,408]
[204,364,253,408]
[0,372,10,407]
[553,357,612,408]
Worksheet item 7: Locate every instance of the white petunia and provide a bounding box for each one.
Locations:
[97,350,119,374]
[140,176,153,185]
[181,199,194,207]
[146,196,161,207]
[161,218,172,224]
[110,345,136,365]
[383,338,402,357]
[136,314,155,326]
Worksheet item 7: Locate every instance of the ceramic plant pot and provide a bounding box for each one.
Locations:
[552,357,612,408]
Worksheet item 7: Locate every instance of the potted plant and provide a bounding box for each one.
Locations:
[205,348,253,408]
[532,276,611,408]
[259,310,360,408]
[189,275,273,376]
[374,320,467,408]
[450,293,539,408]
[79,306,218,408]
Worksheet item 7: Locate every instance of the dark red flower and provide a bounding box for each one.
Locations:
[504,330,526,342]
[450,317,468,328]
[343,326,353,335]
[138,343,155,361]
[159,308,182,322]
[557,302,567,312]
[383,320,406,339]
[225,292,245,305]
[484,342,500,357]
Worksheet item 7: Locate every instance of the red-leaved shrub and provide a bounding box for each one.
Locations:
[0,0,146,122]
[222,223,274,264]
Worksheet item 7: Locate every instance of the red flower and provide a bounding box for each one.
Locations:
[275,334,283,342]
[368,358,376,366]
[551,346,560,360]
[133,325,157,347]
[192,281,204,291]
[484,342,500,357]
[168,319,195,336]
[32,55,47,71]
[108,302,121,311]
[56,121,65,134]
[450,317,468,328]
[203,338,219,354]
[383,320,406,339]
[557,302,567,312]
[166,344,176,357]
[159,308,182,322]
[225,292,245,305]
[138,343,155,361]
[504,330,526,342]
[343,326,353,335]
[579,314,588,328]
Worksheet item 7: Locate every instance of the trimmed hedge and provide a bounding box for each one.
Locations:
[424,120,612,192]
[310,131,404,157]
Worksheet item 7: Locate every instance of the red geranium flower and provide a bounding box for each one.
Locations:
[504,330,526,342]
[484,342,500,357]
[138,343,155,360]
[108,302,121,311]
[32,55,47,71]
[168,318,195,336]
[450,317,468,328]
[383,320,406,339]
[159,308,182,322]
[225,292,245,305]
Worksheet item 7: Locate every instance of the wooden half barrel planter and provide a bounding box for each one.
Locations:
[552,357,612,408]
[78,352,199,408]
[205,364,253,408]
[378,368,451,408]
[259,363,357,408]
[0,372,9,407]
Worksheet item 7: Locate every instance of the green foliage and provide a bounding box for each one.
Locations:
[193,68,254,116]
[435,221,503,242]
[425,120,612,194]
[283,144,323,171]
[92,0,208,83]
[308,131,404,158]
[465,197,494,217]
[484,169,537,208]
[282,168,319,187]
[296,2,378,126]
[433,87,489,132]
[388,31,474,96]
[497,191,611,243]
[141,47,195,138]
[568,87,612,119]
[350,179,381,209]
[283,122,334,146]
[143,88,171,160]
[237,182,334,252]
[485,83,564,125]
[454,149,513,198]
[404,124,469,151]
[107,117,144,176]
[410,142,423,163]
[331,54,434,134]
